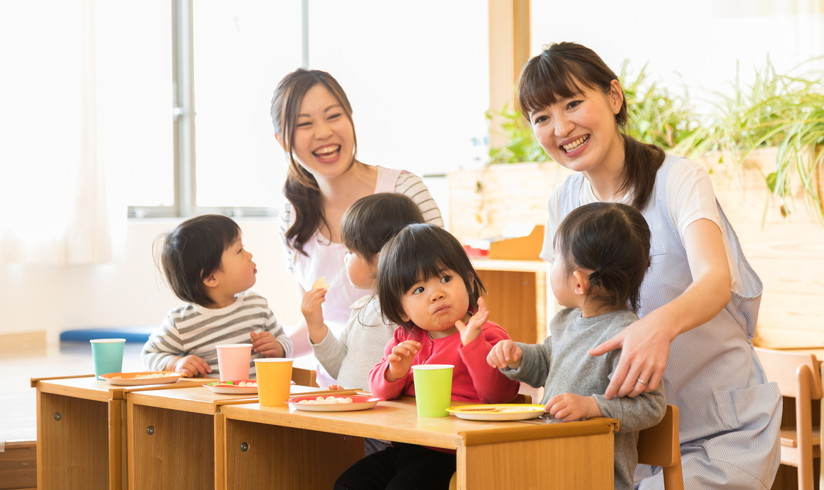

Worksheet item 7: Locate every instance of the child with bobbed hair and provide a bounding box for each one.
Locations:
[141,214,292,377]
[488,202,666,490]
[335,223,519,489]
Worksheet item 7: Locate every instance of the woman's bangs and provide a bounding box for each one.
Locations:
[520,59,588,116]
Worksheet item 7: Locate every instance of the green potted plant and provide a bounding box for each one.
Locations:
[674,58,824,221]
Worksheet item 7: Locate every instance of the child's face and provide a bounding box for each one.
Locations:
[344,250,375,289]
[290,84,355,180]
[529,79,624,175]
[399,268,469,335]
[213,236,257,297]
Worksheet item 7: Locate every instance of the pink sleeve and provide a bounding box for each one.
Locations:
[459,322,521,403]
[368,328,414,400]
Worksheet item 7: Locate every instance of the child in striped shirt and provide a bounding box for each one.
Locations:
[141,215,292,377]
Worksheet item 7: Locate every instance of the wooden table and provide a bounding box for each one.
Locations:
[125,384,328,490]
[31,375,204,490]
[221,398,619,490]
[472,258,548,343]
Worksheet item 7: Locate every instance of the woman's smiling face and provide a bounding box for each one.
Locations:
[290,83,356,180]
[529,79,624,174]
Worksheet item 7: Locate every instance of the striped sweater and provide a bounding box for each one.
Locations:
[141,291,292,377]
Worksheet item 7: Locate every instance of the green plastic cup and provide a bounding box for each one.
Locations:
[412,364,454,417]
[90,338,126,380]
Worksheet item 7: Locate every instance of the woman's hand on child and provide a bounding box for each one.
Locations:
[385,340,421,382]
[172,355,211,377]
[486,339,523,370]
[588,314,672,399]
[545,393,602,422]
[454,297,488,346]
[250,330,283,358]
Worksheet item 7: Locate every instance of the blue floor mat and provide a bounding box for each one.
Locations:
[59,325,155,343]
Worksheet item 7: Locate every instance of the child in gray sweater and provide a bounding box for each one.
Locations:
[487,202,666,490]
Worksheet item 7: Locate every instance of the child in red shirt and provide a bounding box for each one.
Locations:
[335,223,519,490]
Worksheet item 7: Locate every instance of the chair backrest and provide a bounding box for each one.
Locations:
[637,405,683,490]
[754,347,822,400]
[754,347,821,490]
[512,392,532,404]
[291,367,318,388]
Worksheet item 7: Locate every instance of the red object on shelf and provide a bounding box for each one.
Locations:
[463,245,489,257]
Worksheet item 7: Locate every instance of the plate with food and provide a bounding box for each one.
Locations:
[205,379,258,395]
[288,394,383,412]
[100,371,182,386]
[447,404,546,421]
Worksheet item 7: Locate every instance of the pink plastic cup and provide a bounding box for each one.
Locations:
[215,344,252,381]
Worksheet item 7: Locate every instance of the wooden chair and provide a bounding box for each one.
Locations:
[291,367,318,387]
[638,404,683,490]
[512,392,532,404]
[754,348,822,490]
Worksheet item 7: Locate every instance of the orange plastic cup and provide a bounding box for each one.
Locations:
[255,358,293,407]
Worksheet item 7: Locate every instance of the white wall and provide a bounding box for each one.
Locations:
[0,219,303,343]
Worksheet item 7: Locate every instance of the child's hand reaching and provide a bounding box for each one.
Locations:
[385,340,421,382]
[170,355,211,378]
[454,296,488,346]
[487,339,524,370]
[544,393,602,422]
[250,330,283,358]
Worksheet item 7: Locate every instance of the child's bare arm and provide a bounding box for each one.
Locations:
[385,340,421,382]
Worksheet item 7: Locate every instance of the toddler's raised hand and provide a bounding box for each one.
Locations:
[544,393,601,422]
[301,287,326,330]
[486,339,523,370]
[454,296,489,346]
[386,340,421,382]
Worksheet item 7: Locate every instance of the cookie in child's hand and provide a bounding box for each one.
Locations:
[312,277,328,290]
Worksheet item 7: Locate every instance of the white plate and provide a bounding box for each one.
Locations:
[205,380,258,395]
[101,371,182,386]
[447,404,546,421]
[288,394,382,412]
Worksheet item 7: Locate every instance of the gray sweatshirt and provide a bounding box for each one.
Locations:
[311,295,395,389]
[504,307,666,490]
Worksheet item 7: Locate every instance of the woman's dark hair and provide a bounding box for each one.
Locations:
[377,224,485,329]
[518,41,665,210]
[341,193,425,260]
[270,68,358,255]
[157,214,240,307]
[553,202,651,312]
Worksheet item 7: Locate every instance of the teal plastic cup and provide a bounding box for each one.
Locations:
[90,338,126,379]
[412,364,454,417]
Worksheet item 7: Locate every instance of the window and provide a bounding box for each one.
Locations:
[135,0,489,218]
[2,1,488,220]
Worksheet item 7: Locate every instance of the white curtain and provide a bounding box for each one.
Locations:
[0,0,125,265]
